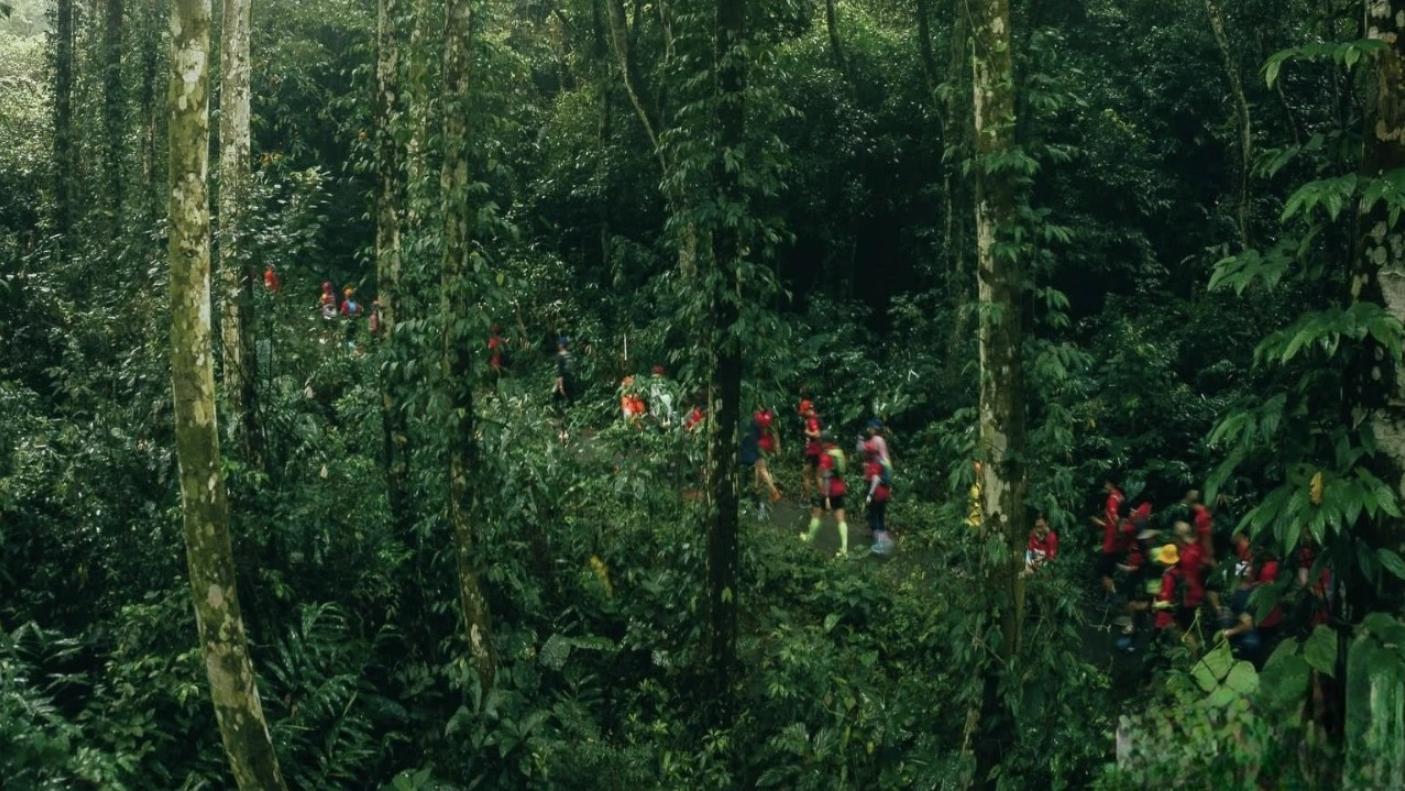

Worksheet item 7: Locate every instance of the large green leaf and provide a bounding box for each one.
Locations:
[1259,640,1310,713]
[1303,624,1338,677]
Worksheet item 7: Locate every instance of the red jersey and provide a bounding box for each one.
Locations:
[1101,518,1130,555]
[1155,569,1180,630]
[1104,488,1125,529]
[864,460,890,502]
[819,450,846,497]
[1177,542,1207,607]
[488,335,503,370]
[1192,504,1214,558]
[1027,530,1058,561]
[1257,559,1284,628]
[685,406,705,432]
[263,267,281,292]
[804,417,822,457]
[755,410,777,453]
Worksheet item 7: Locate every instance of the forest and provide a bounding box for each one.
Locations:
[1,0,1404,786]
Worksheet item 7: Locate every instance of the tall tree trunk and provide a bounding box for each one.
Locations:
[970,0,1027,782]
[705,0,745,706]
[218,0,260,468]
[54,0,75,255]
[140,0,162,229]
[103,0,124,236]
[167,0,286,786]
[822,0,851,85]
[1204,0,1252,249]
[376,0,411,535]
[406,0,437,229]
[441,0,496,693]
[1357,4,1405,476]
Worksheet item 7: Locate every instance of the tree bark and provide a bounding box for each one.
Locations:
[406,0,437,228]
[103,0,124,235]
[705,0,745,707]
[1204,0,1252,249]
[970,0,1027,781]
[823,0,851,86]
[167,1,286,786]
[376,0,411,535]
[218,0,261,468]
[441,0,496,693]
[1358,2,1405,482]
[140,0,161,228]
[54,0,75,254]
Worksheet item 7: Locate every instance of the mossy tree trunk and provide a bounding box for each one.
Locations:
[1204,0,1252,249]
[218,0,261,468]
[376,0,411,536]
[54,0,75,255]
[970,0,1027,781]
[103,0,125,238]
[167,0,286,786]
[441,0,496,692]
[705,0,746,705]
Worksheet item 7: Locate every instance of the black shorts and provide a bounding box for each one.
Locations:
[813,493,845,512]
[1176,605,1199,631]
[805,453,820,468]
[1097,552,1119,579]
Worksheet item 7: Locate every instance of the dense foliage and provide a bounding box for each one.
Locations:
[2,0,1403,787]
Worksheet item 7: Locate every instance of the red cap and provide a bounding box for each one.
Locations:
[1132,502,1152,521]
[797,399,814,415]
[755,410,773,429]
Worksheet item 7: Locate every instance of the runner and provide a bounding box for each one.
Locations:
[801,431,850,558]
[619,375,648,426]
[319,281,338,320]
[487,324,508,374]
[863,418,891,465]
[263,264,281,293]
[967,461,983,529]
[648,365,678,428]
[1025,513,1057,573]
[864,438,894,556]
[800,401,823,502]
[339,286,362,319]
[753,407,783,503]
[368,299,383,336]
[552,336,575,406]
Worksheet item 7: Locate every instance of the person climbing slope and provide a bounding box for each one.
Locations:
[801,431,850,558]
[1025,513,1057,572]
[319,280,338,320]
[263,263,281,293]
[864,438,894,556]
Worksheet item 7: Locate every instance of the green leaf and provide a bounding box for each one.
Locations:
[1259,645,1310,713]
[1225,660,1259,695]
[1304,624,1339,677]
[1378,549,1405,581]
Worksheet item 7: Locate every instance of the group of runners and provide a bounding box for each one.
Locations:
[1091,481,1330,663]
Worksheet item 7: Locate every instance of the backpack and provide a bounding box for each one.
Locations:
[826,447,846,476]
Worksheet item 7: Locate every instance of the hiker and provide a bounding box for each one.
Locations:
[263,264,281,293]
[1025,513,1058,573]
[801,431,850,558]
[863,418,891,465]
[647,365,678,427]
[1093,484,1133,599]
[1217,563,1263,664]
[753,408,783,503]
[319,281,338,320]
[967,461,983,529]
[619,375,648,425]
[1184,489,1215,560]
[339,286,362,319]
[368,299,383,336]
[552,336,574,406]
[864,438,894,556]
[684,401,706,433]
[1151,543,1183,634]
[800,401,823,502]
[487,324,508,374]
[1173,520,1208,639]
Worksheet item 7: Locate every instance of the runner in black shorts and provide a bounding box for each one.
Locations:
[801,431,850,558]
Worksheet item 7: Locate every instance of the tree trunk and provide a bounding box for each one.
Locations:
[54,0,75,254]
[140,0,161,228]
[167,1,286,786]
[406,0,437,228]
[376,0,411,535]
[823,0,851,86]
[705,0,745,707]
[218,0,260,468]
[970,0,1027,781]
[441,0,496,693]
[103,0,124,236]
[1358,3,1405,479]
[1204,0,1252,249]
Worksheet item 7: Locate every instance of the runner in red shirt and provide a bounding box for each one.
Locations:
[263,264,281,293]
[801,432,850,558]
[863,439,894,556]
[487,324,506,374]
[1025,514,1058,572]
[752,408,782,503]
[1174,521,1208,642]
[800,402,823,503]
[1184,489,1215,560]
